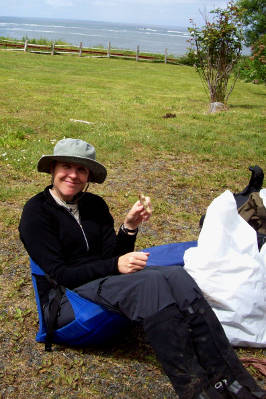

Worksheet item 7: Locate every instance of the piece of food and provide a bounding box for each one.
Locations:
[139,193,152,213]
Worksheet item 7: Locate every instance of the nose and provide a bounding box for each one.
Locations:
[69,167,78,179]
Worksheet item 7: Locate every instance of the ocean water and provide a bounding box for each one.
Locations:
[0,16,192,56]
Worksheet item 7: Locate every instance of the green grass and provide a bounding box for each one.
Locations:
[0,49,266,398]
[0,50,265,243]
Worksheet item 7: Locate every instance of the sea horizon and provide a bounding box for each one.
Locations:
[0,15,250,56]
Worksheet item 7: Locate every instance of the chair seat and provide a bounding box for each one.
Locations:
[30,258,132,346]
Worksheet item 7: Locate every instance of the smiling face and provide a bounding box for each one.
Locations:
[51,161,90,202]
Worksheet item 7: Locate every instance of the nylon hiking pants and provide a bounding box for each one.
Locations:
[43,265,204,329]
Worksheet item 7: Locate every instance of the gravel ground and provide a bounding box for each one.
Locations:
[1,235,266,399]
[1,157,266,398]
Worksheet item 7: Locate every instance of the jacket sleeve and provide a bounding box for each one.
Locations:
[19,193,137,289]
[79,192,137,261]
[99,212,137,260]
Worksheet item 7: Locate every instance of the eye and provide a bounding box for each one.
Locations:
[78,167,88,173]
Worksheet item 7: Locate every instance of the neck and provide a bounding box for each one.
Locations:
[51,186,74,203]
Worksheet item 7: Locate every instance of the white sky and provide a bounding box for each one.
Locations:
[0,0,230,27]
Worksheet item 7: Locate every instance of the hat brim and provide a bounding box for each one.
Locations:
[37,155,107,184]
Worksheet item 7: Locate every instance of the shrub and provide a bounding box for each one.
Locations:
[238,34,266,83]
[187,2,245,104]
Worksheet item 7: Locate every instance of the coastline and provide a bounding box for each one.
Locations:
[0,16,193,56]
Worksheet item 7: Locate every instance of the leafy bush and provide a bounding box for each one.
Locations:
[187,3,245,104]
[238,34,266,83]
[177,53,196,66]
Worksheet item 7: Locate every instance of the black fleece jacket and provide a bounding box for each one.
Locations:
[19,186,137,307]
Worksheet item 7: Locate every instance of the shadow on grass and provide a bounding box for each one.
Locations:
[230,103,266,109]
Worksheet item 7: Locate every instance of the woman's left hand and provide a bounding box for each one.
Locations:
[123,196,152,231]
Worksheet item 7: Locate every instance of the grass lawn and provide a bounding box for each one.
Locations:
[0,50,266,398]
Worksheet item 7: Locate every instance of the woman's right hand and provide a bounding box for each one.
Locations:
[118,252,150,274]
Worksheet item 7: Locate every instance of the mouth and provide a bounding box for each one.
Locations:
[64,180,80,186]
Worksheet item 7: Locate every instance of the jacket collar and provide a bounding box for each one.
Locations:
[43,185,85,206]
[44,185,57,205]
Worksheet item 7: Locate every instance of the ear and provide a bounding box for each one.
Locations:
[50,162,55,183]
[50,163,54,175]
[87,170,91,182]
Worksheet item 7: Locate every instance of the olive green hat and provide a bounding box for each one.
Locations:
[37,138,107,184]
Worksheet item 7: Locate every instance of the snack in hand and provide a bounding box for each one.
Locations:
[138,193,152,214]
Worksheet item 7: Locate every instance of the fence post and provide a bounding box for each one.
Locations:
[136,46,139,62]
[79,42,82,57]
[107,42,111,58]
[24,39,28,52]
[51,42,55,56]
[165,48,167,64]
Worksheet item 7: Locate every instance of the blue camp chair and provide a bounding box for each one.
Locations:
[142,241,197,267]
[30,258,132,348]
[30,241,197,348]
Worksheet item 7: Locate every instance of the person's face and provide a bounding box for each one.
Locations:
[51,161,90,202]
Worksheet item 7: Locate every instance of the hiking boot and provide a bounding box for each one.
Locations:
[182,299,266,399]
[142,305,224,399]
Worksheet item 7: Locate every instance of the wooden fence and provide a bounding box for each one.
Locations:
[0,39,180,64]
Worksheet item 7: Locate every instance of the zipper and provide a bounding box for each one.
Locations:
[65,208,90,252]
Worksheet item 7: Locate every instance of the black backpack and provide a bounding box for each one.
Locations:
[234,165,264,208]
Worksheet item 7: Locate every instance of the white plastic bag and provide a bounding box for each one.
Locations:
[184,190,266,347]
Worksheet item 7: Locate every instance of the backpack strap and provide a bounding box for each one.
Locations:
[45,284,66,351]
[43,272,66,351]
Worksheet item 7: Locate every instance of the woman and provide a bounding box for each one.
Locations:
[19,138,266,399]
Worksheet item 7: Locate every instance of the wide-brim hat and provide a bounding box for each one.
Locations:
[37,138,107,184]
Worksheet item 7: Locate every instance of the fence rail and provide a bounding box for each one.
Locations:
[0,39,180,64]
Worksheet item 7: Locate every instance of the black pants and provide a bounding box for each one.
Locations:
[44,266,204,329]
